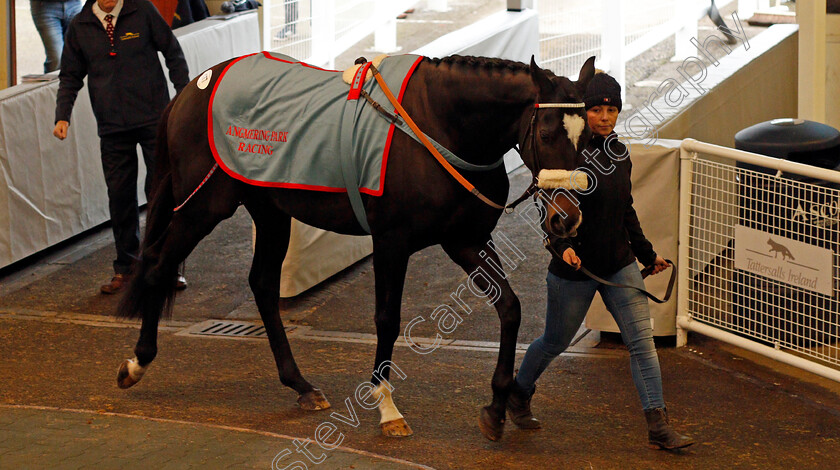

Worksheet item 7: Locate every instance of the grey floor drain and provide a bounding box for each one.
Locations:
[199,321,267,337]
[178,320,291,338]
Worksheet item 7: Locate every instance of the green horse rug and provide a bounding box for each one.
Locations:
[207,52,423,197]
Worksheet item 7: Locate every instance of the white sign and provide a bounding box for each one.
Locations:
[734,225,834,297]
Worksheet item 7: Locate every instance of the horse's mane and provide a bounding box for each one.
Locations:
[425,55,557,78]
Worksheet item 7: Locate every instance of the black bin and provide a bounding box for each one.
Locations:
[732,118,840,347]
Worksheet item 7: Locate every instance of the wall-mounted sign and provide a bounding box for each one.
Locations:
[734,225,834,297]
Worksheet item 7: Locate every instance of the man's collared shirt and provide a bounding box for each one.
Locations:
[92,0,124,30]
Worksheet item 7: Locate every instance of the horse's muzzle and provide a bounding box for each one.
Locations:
[543,202,582,238]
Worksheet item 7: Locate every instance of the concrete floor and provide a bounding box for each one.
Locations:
[2,168,840,469]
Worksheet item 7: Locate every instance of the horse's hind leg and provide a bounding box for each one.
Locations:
[117,192,239,388]
[442,237,522,441]
[246,203,329,411]
[117,309,161,389]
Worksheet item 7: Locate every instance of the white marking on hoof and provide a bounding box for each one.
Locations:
[372,383,403,424]
[126,357,147,382]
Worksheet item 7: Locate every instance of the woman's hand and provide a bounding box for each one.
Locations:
[646,256,670,276]
[563,247,581,270]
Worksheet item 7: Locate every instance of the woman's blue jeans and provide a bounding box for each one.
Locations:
[30,0,82,73]
[515,262,665,410]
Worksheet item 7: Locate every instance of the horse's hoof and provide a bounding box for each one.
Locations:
[297,389,331,410]
[478,406,505,441]
[117,360,139,389]
[380,418,413,437]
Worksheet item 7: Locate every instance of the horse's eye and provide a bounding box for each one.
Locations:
[539,129,551,142]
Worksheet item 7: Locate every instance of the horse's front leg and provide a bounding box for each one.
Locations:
[247,205,329,411]
[370,237,413,437]
[443,238,522,441]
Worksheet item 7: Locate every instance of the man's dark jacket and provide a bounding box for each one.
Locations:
[55,0,189,136]
[548,133,657,280]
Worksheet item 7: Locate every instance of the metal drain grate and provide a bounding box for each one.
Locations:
[178,320,297,339]
[191,320,268,338]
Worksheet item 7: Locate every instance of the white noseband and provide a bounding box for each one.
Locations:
[537,169,589,190]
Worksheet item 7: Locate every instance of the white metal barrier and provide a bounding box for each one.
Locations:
[534,0,736,92]
[534,0,602,79]
[261,0,419,69]
[677,139,840,382]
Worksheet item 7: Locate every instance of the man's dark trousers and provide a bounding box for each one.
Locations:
[100,124,156,275]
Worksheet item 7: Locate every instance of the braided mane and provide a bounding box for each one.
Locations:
[425,55,556,78]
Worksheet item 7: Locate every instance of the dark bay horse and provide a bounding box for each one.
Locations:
[115,54,595,441]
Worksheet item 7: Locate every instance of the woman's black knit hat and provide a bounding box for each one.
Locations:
[584,73,622,112]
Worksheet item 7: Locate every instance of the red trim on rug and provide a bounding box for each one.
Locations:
[365,55,425,197]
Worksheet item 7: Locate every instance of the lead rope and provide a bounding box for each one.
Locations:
[543,240,676,303]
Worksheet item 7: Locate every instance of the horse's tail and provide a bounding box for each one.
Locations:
[115,99,179,320]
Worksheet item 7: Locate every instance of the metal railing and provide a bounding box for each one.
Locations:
[261,0,420,69]
[534,0,736,92]
[677,139,840,383]
[535,0,602,79]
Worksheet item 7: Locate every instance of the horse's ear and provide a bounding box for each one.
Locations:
[576,56,596,94]
[529,55,554,95]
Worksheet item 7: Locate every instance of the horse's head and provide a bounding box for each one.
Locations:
[518,56,596,239]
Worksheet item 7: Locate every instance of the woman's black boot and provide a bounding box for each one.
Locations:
[645,408,694,450]
[507,385,541,430]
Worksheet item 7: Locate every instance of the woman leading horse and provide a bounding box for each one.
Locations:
[115,53,596,441]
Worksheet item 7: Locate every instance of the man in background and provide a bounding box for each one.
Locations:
[53,0,190,294]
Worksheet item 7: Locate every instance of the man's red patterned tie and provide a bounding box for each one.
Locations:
[105,14,116,56]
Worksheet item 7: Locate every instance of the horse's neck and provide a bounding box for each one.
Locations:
[409,62,535,164]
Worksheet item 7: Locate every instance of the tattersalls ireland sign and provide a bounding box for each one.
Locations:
[734,225,834,297]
